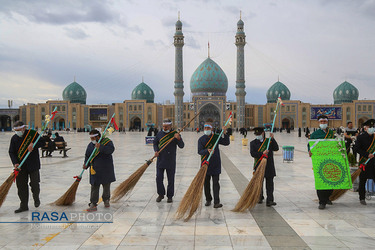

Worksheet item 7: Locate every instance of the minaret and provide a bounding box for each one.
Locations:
[174,12,184,128]
[235,12,246,129]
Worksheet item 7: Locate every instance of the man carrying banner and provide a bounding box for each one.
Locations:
[354,119,375,205]
[198,121,230,208]
[83,129,116,211]
[153,119,184,203]
[250,127,279,206]
[9,121,45,213]
[308,115,335,209]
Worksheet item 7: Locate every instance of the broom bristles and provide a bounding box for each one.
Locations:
[53,180,80,206]
[0,173,16,208]
[232,158,267,212]
[175,164,208,222]
[329,168,361,201]
[111,162,150,202]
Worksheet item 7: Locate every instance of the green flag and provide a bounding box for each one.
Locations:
[309,139,352,190]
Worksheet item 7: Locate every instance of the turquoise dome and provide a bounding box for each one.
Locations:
[333,81,359,104]
[190,58,228,96]
[266,81,291,103]
[131,82,155,103]
[62,81,87,104]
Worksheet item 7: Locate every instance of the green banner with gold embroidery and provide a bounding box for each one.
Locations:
[309,139,352,190]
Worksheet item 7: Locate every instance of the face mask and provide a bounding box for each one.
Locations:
[163,129,170,133]
[256,135,263,140]
[204,130,212,136]
[91,140,97,145]
[367,127,375,135]
[319,124,328,130]
[15,131,24,137]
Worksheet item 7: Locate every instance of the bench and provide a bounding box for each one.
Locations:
[41,141,71,158]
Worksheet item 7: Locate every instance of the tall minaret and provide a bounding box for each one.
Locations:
[235,12,246,129]
[174,12,184,128]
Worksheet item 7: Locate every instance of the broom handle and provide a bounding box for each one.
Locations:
[266,94,281,150]
[363,152,375,165]
[206,112,232,162]
[150,112,200,161]
[17,107,58,170]
[78,113,116,178]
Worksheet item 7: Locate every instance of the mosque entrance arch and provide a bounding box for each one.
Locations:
[53,117,65,130]
[198,103,221,130]
[130,116,142,131]
[0,115,11,131]
[282,117,294,129]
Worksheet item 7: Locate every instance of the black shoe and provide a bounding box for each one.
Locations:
[156,195,164,202]
[266,201,277,207]
[167,198,173,203]
[205,200,211,206]
[34,200,40,208]
[14,207,29,213]
[360,200,367,205]
[213,203,223,208]
[258,199,264,204]
[327,200,333,205]
[318,204,326,210]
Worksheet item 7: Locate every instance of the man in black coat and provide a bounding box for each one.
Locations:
[354,119,375,205]
[198,122,230,208]
[42,132,55,157]
[9,121,45,213]
[83,129,116,211]
[153,119,184,203]
[250,127,279,206]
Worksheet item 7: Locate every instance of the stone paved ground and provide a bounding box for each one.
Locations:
[0,130,375,249]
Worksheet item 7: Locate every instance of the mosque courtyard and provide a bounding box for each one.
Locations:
[0,130,375,249]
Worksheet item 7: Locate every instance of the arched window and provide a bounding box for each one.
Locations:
[129,105,132,111]
[62,106,66,112]
[302,107,306,113]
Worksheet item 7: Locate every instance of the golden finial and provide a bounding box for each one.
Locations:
[74,76,76,82]
[208,41,210,58]
[278,75,279,82]
[142,76,144,82]
[240,10,242,19]
[178,11,180,20]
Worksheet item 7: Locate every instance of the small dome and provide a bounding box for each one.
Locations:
[237,19,244,26]
[266,81,291,103]
[190,57,228,96]
[62,81,87,104]
[131,82,155,103]
[176,20,182,27]
[333,81,359,104]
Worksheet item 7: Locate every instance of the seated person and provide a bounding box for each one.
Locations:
[54,132,65,143]
[42,132,55,157]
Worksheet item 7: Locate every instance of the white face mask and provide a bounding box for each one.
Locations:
[15,131,24,137]
[320,124,328,130]
[91,140,97,145]
[367,127,375,135]
[256,135,263,140]
[163,129,170,133]
[204,130,212,136]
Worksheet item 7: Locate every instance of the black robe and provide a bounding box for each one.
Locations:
[355,132,375,179]
[250,138,279,178]
[153,130,184,170]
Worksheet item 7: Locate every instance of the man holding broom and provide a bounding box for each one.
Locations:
[308,115,335,209]
[250,127,279,207]
[9,121,45,213]
[153,119,184,203]
[198,121,230,208]
[83,129,116,212]
[354,119,375,205]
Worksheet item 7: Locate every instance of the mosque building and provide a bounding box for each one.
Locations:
[1,17,374,132]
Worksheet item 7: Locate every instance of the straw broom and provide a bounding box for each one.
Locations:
[0,107,58,208]
[175,112,233,221]
[53,113,116,206]
[232,95,282,212]
[111,112,200,202]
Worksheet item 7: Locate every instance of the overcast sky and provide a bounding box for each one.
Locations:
[1,0,374,108]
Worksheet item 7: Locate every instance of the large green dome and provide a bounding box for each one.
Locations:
[333,81,359,104]
[190,57,228,96]
[131,82,154,103]
[266,81,291,103]
[62,81,87,104]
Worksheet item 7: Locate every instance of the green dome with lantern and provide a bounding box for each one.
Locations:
[62,81,87,104]
[333,81,359,104]
[131,82,155,103]
[266,81,291,103]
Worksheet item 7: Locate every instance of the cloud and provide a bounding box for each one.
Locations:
[185,36,201,49]
[144,39,168,49]
[64,27,89,40]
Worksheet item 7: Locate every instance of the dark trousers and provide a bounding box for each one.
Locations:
[204,174,220,204]
[48,141,55,155]
[358,172,372,200]
[317,189,333,205]
[156,167,175,198]
[16,169,40,209]
[260,177,274,202]
[90,183,111,206]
